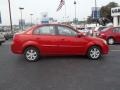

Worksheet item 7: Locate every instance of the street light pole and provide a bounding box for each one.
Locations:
[19,7,24,30]
[8,0,13,34]
[74,1,77,24]
[30,14,33,26]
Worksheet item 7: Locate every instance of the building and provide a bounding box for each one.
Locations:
[111,7,120,27]
[91,7,100,19]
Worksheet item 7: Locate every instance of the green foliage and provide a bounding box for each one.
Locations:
[100,2,119,21]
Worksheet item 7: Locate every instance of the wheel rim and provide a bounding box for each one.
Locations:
[90,48,100,59]
[108,38,114,45]
[26,49,37,61]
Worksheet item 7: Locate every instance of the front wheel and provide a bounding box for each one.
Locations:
[107,38,115,45]
[24,47,40,62]
[87,46,102,60]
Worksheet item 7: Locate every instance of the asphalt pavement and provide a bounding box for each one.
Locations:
[0,40,120,90]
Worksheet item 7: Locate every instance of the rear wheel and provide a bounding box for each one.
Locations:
[107,38,114,45]
[24,47,40,62]
[87,46,102,60]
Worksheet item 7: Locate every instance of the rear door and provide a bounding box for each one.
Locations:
[33,25,60,55]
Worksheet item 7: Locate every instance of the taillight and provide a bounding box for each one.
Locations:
[100,33,105,36]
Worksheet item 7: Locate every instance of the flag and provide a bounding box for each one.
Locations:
[0,12,1,23]
[56,0,65,11]
[74,1,76,4]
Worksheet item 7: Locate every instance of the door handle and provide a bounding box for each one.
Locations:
[61,38,65,40]
[36,38,40,40]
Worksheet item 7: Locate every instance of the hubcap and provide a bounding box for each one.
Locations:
[26,49,37,61]
[108,38,114,45]
[90,48,100,59]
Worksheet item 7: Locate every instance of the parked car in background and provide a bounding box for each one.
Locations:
[11,24,109,62]
[0,33,5,45]
[77,27,94,36]
[98,27,120,45]
[93,26,107,37]
[77,28,89,35]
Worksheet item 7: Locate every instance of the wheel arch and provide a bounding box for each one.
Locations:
[22,41,40,53]
[85,44,103,55]
[107,36,115,41]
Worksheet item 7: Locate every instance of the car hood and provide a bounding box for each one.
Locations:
[83,36,104,43]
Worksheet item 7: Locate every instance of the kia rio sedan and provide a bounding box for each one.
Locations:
[98,27,120,45]
[11,24,109,62]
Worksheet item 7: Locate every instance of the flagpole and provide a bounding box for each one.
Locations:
[64,0,66,23]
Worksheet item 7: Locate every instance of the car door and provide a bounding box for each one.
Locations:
[114,28,120,42]
[117,28,120,42]
[33,25,60,55]
[56,26,88,55]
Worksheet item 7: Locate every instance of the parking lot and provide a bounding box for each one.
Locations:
[0,40,120,90]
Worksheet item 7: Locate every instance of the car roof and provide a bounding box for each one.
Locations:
[37,23,72,28]
[35,24,79,32]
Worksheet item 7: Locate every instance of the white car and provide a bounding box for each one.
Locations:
[0,33,5,45]
[93,26,107,36]
[78,28,89,35]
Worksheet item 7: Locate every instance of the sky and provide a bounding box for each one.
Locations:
[0,0,120,25]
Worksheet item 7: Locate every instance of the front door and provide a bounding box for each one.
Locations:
[114,27,120,43]
[56,26,88,55]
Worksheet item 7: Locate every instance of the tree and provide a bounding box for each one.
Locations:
[100,2,119,22]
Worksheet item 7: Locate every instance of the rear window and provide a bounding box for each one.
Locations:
[113,27,120,33]
[33,26,56,35]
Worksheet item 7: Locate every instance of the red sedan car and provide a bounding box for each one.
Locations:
[11,24,109,62]
[98,27,120,45]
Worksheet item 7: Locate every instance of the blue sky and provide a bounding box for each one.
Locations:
[0,0,120,25]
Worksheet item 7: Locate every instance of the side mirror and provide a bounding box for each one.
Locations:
[77,33,84,38]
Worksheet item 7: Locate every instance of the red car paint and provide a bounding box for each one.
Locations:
[11,24,109,56]
[98,27,120,43]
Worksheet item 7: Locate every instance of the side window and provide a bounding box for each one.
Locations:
[33,26,56,35]
[113,28,118,33]
[58,26,77,36]
[118,28,120,33]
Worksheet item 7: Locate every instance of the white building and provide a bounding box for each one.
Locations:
[111,7,120,27]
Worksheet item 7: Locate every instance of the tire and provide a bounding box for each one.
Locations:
[107,38,115,45]
[0,43,2,45]
[87,46,102,60]
[24,47,40,62]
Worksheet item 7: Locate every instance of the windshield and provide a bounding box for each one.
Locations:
[100,27,110,32]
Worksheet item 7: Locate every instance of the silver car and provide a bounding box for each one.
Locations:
[0,33,5,45]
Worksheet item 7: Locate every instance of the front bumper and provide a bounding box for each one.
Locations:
[102,44,109,54]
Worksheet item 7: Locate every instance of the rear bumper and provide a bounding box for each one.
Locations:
[11,41,23,54]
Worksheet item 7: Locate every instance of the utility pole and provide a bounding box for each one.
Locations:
[8,0,13,34]
[95,0,97,26]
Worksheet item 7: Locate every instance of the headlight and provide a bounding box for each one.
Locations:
[102,39,107,45]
